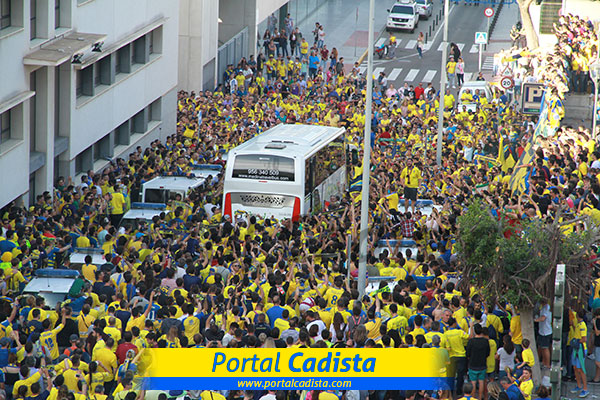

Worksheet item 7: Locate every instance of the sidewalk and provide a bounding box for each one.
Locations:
[294,0,390,65]
[482,1,520,79]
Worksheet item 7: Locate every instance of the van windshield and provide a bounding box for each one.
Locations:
[416,0,428,5]
[144,189,167,203]
[391,5,414,14]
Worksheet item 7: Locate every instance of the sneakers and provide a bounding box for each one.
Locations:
[579,390,589,398]
[571,386,582,393]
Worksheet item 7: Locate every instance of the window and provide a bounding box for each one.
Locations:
[0,110,10,144]
[116,44,131,74]
[1,0,10,29]
[305,137,345,195]
[54,0,60,28]
[149,98,161,122]
[232,155,295,182]
[75,70,83,97]
[94,62,101,86]
[29,0,36,39]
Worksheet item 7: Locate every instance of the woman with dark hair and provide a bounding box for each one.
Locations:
[496,335,516,379]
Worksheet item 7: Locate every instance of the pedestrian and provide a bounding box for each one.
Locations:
[330,47,338,71]
[456,57,465,86]
[308,51,319,79]
[317,25,325,48]
[280,29,289,57]
[592,308,600,383]
[284,13,293,34]
[335,57,344,77]
[289,29,298,56]
[466,324,490,400]
[446,57,457,88]
[417,32,424,58]
[320,45,329,70]
[451,42,461,62]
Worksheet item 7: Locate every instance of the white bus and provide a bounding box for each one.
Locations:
[223,124,347,221]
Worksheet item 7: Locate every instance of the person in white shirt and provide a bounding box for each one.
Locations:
[535,299,552,368]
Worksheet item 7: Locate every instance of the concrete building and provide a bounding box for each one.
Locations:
[178,0,296,92]
[0,0,178,209]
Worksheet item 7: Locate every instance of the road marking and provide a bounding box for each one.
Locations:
[405,69,419,82]
[463,72,472,81]
[469,44,478,54]
[428,4,457,50]
[437,42,447,52]
[423,42,432,50]
[375,38,386,47]
[457,43,465,51]
[422,70,437,82]
[373,67,385,77]
[388,68,403,80]
[405,40,417,49]
[482,57,494,70]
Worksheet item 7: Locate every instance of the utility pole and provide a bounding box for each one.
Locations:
[550,264,565,400]
[357,0,375,299]
[436,0,449,166]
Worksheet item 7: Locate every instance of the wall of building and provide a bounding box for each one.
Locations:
[0,0,179,209]
[178,0,219,91]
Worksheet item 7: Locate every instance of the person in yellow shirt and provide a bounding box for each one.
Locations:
[39,308,67,361]
[103,317,121,351]
[107,189,125,227]
[444,317,469,395]
[323,276,345,307]
[571,309,588,397]
[92,337,118,376]
[509,312,523,350]
[400,158,421,214]
[82,255,97,282]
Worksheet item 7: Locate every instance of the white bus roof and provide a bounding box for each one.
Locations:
[143,176,205,191]
[229,124,346,159]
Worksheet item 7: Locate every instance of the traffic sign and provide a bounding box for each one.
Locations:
[484,7,494,17]
[500,76,514,90]
[475,32,488,45]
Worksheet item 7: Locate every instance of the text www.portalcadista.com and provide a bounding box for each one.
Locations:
[237,379,352,389]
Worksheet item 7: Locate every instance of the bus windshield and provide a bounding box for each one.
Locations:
[232,154,295,182]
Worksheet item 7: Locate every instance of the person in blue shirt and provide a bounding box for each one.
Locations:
[308,52,319,78]
[265,295,285,329]
[500,376,525,400]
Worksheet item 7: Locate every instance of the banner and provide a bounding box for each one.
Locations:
[145,348,450,390]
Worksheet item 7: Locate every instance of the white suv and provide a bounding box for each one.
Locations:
[386,1,420,33]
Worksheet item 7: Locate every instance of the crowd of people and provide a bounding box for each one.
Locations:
[0,9,599,400]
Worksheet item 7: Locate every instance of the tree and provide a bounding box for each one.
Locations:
[517,0,539,49]
[455,199,599,384]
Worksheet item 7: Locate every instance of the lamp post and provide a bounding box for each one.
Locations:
[436,0,450,166]
[357,0,375,299]
[590,60,600,139]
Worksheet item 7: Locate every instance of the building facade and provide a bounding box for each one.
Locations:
[0,0,178,209]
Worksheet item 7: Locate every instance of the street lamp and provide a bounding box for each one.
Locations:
[590,59,600,139]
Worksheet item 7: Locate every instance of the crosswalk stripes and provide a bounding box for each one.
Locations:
[437,42,448,52]
[422,70,437,82]
[375,38,386,47]
[463,72,473,81]
[482,56,494,70]
[388,68,403,81]
[372,67,385,77]
[404,40,417,49]
[405,69,419,82]
[423,43,432,51]
[457,43,465,51]
[469,44,478,54]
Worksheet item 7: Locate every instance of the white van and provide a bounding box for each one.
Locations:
[141,176,206,204]
[386,1,420,33]
[457,81,493,112]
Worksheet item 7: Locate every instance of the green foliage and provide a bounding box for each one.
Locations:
[456,200,598,308]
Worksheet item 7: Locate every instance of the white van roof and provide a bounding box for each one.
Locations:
[143,176,205,192]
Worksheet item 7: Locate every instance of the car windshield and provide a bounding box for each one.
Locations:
[416,0,427,5]
[391,5,414,14]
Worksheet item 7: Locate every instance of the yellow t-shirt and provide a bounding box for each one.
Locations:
[110,193,125,215]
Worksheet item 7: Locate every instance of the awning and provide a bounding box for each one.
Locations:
[23,32,107,67]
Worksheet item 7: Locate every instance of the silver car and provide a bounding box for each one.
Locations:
[415,0,433,19]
